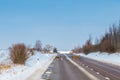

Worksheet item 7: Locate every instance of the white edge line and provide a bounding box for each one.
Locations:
[64,54,100,80]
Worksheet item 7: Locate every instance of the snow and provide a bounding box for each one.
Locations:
[0,50,12,65]
[0,50,56,80]
[77,52,120,66]
[0,65,27,80]
[25,52,52,67]
[59,51,70,54]
[1,49,120,80]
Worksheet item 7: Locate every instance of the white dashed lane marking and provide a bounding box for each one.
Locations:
[105,77,110,80]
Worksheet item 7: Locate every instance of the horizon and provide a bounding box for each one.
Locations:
[0,0,120,51]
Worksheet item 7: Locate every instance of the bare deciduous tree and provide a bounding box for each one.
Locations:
[34,40,42,51]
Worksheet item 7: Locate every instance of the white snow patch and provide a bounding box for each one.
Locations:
[59,51,70,54]
[78,52,120,66]
[0,50,12,65]
[0,50,56,80]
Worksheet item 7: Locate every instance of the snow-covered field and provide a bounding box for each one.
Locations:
[0,50,56,80]
[1,50,120,80]
[77,52,120,66]
[58,51,70,54]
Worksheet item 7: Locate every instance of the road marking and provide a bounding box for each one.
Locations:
[90,68,93,71]
[87,61,120,80]
[105,77,110,80]
[65,55,100,80]
[86,65,89,68]
[45,71,52,74]
[96,72,100,74]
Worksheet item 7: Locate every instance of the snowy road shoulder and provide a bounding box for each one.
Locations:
[0,50,56,80]
[65,55,100,80]
[76,52,120,66]
[25,55,56,80]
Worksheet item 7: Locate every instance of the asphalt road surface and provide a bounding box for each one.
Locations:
[49,55,91,80]
[76,55,120,80]
[43,54,120,80]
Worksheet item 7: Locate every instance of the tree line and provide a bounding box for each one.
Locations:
[72,21,120,54]
[32,40,58,54]
[9,40,58,64]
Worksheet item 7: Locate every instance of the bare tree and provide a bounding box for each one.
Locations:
[43,44,53,53]
[34,40,42,51]
[53,47,58,53]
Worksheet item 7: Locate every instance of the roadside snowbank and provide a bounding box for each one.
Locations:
[78,52,120,65]
[25,52,53,66]
[0,50,12,65]
[0,51,56,80]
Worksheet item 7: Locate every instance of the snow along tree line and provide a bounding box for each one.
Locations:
[72,21,120,54]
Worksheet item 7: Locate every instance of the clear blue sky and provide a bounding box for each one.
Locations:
[0,0,120,51]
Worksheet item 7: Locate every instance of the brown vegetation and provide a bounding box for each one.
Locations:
[0,65,11,74]
[9,43,29,64]
[72,21,120,54]
[73,55,79,60]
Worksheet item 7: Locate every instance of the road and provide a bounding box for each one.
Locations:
[42,54,120,80]
[76,55,120,80]
[49,55,91,80]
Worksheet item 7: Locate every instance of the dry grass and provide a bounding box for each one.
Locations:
[55,55,61,60]
[73,55,80,60]
[0,64,11,74]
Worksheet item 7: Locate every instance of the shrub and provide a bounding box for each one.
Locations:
[0,65,11,74]
[72,46,82,53]
[9,43,29,64]
[73,55,79,60]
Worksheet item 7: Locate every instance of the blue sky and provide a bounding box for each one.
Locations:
[0,0,120,51]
